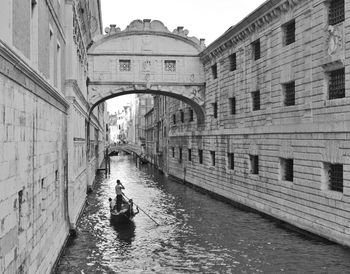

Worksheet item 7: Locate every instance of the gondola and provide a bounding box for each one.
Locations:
[109,197,137,224]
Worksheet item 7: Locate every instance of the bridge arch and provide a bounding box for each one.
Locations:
[87,19,206,125]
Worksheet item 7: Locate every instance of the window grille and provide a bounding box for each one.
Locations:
[211,64,218,79]
[329,164,343,192]
[252,91,260,111]
[229,53,236,71]
[119,60,131,71]
[250,155,259,174]
[282,158,293,182]
[188,149,192,161]
[210,151,215,166]
[284,82,295,106]
[329,68,345,99]
[189,109,194,122]
[329,0,344,25]
[284,20,295,45]
[212,102,218,118]
[165,60,176,72]
[198,149,203,164]
[252,40,260,60]
[229,97,236,115]
[228,153,234,170]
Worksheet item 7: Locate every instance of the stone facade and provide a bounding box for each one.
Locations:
[0,1,107,273]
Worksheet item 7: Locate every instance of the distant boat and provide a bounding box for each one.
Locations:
[109,198,137,224]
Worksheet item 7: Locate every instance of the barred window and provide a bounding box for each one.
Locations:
[283,20,295,46]
[229,53,236,71]
[325,163,343,192]
[119,60,131,71]
[210,151,215,166]
[165,60,176,72]
[252,91,260,111]
[250,155,259,174]
[198,149,203,164]
[229,97,236,115]
[329,0,344,25]
[188,149,192,161]
[172,114,176,124]
[189,109,194,122]
[211,64,218,79]
[329,68,345,99]
[252,39,261,60]
[212,102,218,118]
[172,147,175,158]
[283,82,295,106]
[228,153,234,170]
[281,158,293,182]
[180,110,184,123]
[179,147,182,162]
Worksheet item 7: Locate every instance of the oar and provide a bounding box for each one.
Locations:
[122,193,160,226]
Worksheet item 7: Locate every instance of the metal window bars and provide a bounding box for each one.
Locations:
[252,91,260,111]
[329,0,344,25]
[229,53,236,71]
[284,82,295,106]
[329,164,343,192]
[329,68,345,100]
[284,20,295,45]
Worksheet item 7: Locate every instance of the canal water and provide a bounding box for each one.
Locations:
[56,155,350,274]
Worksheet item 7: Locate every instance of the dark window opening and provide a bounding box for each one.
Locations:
[228,153,234,170]
[172,147,175,158]
[252,39,261,60]
[229,53,236,71]
[172,114,176,124]
[281,158,293,182]
[179,147,182,162]
[328,163,343,192]
[329,0,344,25]
[284,82,295,106]
[211,64,218,79]
[329,68,345,99]
[198,149,203,164]
[250,155,259,174]
[284,20,295,45]
[180,110,184,123]
[188,149,192,161]
[189,109,194,122]
[212,102,218,118]
[229,97,236,115]
[252,91,260,111]
[210,151,215,166]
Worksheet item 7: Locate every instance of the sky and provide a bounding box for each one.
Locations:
[100,0,267,113]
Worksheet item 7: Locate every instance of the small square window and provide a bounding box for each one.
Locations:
[252,39,261,60]
[252,91,260,111]
[283,20,295,46]
[324,163,343,192]
[250,155,259,174]
[229,97,236,115]
[329,68,345,99]
[165,60,176,72]
[283,82,295,106]
[329,0,344,25]
[212,102,218,118]
[198,149,203,164]
[281,158,293,182]
[229,53,236,71]
[210,151,215,166]
[228,153,234,170]
[119,60,131,71]
[211,64,218,79]
[188,149,192,161]
[189,109,194,122]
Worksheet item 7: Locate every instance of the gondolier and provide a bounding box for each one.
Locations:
[115,179,125,211]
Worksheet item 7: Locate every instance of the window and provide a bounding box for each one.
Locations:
[210,151,215,166]
[329,68,345,99]
[228,153,234,170]
[180,110,184,123]
[329,0,344,25]
[188,149,192,161]
[229,97,236,115]
[198,149,203,164]
[172,147,175,158]
[172,114,176,124]
[324,163,343,192]
[283,82,295,106]
[179,147,182,162]
[211,64,218,79]
[165,60,176,72]
[189,109,194,122]
[57,42,61,90]
[212,102,218,118]
[229,53,236,71]
[49,27,54,84]
[281,158,293,182]
[283,20,295,46]
[18,189,24,232]
[250,155,259,174]
[252,39,261,60]
[252,91,260,111]
[119,60,131,71]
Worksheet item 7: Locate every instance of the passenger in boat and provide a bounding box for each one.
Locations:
[128,199,139,216]
[109,198,117,211]
[115,179,125,211]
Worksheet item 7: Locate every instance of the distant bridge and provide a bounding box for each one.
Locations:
[108,144,142,157]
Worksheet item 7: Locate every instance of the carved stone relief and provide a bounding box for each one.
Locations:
[326,25,342,56]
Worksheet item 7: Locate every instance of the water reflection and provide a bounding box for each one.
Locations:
[56,155,350,274]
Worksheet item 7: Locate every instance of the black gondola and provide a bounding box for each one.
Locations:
[109,198,137,224]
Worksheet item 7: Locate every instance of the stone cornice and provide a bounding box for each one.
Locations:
[65,79,90,110]
[200,0,305,64]
[0,39,69,112]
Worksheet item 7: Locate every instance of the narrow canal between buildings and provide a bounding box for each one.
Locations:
[56,155,350,274]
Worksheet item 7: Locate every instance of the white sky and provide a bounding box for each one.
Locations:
[101,0,267,113]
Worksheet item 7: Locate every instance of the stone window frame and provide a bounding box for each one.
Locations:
[327,0,345,26]
[322,62,346,101]
[282,19,296,46]
[280,158,294,182]
[229,52,237,71]
[211,63,218,79]
[249,154,259,175]
[229,97,236,115]
[227,152,234,170]
[119,59,131,71]
[251,39,261,61]
[251,90,261,111]
[210,151,216,166]
[282,81,296,106]
[321,162,343,193]
[164,60,176,72]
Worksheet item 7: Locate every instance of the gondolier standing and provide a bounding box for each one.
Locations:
[115,179,125,211]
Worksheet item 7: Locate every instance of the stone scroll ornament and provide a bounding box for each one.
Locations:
[326,25,342,56]
[190,87,204,105]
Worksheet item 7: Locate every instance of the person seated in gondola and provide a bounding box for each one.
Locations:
[109,198,116,211]
[128,199,139,216]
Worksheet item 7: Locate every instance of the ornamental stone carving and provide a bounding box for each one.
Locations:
[326,25,342,56]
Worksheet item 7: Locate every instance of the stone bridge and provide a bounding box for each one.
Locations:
[108,143,142,157]
[87,19,206,125]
